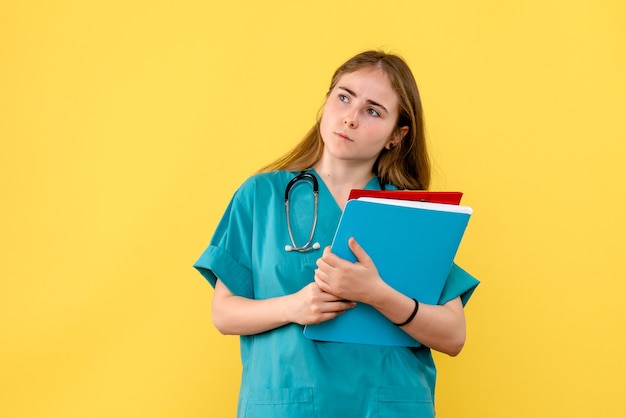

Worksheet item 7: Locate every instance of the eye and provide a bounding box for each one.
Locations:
[339,94,349,103]
[367,108,380,117]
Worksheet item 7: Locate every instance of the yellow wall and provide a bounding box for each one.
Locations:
[1,1,625,417]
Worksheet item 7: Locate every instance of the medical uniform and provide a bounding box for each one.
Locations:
[194,170,479,418]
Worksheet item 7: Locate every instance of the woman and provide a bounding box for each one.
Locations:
[194,50,479,417]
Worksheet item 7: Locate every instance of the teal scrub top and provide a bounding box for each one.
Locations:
[194,170,479,418]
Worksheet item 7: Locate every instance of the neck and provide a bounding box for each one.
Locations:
[313,158,375,209]
[313,160,374,188]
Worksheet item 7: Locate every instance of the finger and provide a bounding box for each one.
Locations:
[314,276,347,301]
[319,300,355,314]
[315,255,331,271]
[314,273,333,294]
[333,300,357,310]
[315,249,334,271]
[348,237,373,265]
[321,245,341,266]
[311,310,346,324]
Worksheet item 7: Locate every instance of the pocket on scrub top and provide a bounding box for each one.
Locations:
[244,387,314,418]
[376,386,434,418]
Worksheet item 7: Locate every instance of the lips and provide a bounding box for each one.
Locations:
[335,132,353,141]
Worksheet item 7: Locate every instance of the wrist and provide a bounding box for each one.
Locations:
[366,279,396,309]
[392,298,419,326]
[281,293,296,325]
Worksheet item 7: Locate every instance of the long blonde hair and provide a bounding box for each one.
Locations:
[261,50,430,190]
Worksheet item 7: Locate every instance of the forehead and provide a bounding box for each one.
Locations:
[335,67,399,110]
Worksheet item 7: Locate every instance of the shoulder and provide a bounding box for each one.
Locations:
[239,170,295,190]
[234,170,296,201]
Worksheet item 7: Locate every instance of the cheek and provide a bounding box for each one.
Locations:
[319,113,328,136]
[363,120,395,140]
[319,105,334,134]
[322,97,345,120]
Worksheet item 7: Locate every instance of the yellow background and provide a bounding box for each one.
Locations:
[1,1,625,417]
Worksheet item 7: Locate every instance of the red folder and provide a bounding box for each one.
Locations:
[348,190,463,205]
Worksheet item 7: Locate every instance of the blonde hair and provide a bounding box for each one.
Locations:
[261,50,430,190]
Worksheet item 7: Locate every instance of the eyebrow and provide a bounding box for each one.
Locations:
[338,86,389,114]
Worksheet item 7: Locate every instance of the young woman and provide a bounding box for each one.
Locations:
[194,50,479,417]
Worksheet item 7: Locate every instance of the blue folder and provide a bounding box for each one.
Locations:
[303,197,472,347]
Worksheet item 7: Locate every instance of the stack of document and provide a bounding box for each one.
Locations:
[303,190,472,347]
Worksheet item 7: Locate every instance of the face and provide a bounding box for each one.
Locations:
[319,67,408,167]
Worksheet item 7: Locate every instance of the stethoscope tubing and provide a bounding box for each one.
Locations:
[284,172,320,252]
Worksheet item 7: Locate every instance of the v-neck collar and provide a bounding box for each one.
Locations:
[310,168,383,213]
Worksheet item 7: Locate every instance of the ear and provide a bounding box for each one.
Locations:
[386,126,409,149]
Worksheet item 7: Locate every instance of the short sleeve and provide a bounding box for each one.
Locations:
[193,181,256,299]
[438,263,479,306]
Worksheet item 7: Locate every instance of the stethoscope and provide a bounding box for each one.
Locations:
[283,171,385,253]
[284,171,321,252]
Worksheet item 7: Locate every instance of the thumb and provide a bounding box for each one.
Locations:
[348,237,373,266]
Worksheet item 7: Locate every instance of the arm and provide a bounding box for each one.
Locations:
[211,278,356,336]
[314,238,466,356]
[365,285,465,356]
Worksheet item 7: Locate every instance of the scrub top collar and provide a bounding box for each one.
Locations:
[307,168,387,211]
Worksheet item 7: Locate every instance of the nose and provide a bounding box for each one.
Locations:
[343,111,358,128]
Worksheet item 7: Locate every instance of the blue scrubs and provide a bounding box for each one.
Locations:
[194,170,479,418]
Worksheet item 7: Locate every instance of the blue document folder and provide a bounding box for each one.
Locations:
[303,197,472,347]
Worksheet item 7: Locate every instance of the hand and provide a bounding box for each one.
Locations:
[288,282,356,326]
[314,237,385,305]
